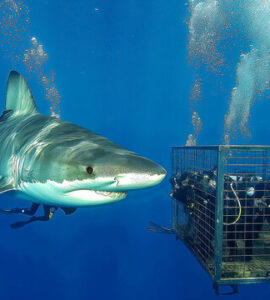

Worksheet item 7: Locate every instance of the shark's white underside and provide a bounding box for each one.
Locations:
[16,173,165,207]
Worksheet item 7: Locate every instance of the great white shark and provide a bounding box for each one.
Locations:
[0,71,166,208]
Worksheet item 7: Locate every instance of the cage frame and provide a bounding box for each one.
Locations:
[171,145,270,287]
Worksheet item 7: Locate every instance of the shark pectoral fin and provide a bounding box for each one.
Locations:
[0,177,14,194]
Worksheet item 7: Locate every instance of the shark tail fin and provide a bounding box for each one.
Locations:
[5,71,38,116]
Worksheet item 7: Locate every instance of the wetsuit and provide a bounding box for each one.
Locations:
[0,203,76,228]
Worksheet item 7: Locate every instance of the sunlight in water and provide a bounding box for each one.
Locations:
[0,0,61,118]
[187,0,270,143]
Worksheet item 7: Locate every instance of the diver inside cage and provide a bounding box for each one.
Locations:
[149,169,218,235]
[0,203,77,229]
[169,170,270,261]
[224,177,270,261]
[169,168,217,205]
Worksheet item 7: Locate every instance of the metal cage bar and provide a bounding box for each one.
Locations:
[214,149,225,281]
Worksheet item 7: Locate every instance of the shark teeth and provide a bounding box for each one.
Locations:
[95,191,112,196]
[94,190,127,197]
[65,189,128,202]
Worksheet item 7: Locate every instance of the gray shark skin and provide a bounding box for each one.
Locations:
[0,71,166,207]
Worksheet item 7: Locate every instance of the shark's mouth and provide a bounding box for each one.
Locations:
[66,189,128,202]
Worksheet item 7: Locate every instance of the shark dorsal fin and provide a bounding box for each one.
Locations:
[5,71,38,116]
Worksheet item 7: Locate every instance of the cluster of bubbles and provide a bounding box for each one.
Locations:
[186,112,202,146]
[0,0,30,64]
[192,111,202,137]
[23,37,61,118]
[187,0,270,143]
[23,37,48,72]
[187,0,227,75]
[40,71,61,118]
[186,77,203,146]
[0,0,61,118]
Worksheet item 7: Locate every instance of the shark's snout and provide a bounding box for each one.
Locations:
[113,171,166,191]
[100,157,167,191]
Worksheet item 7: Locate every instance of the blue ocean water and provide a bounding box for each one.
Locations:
[0,0,270,299]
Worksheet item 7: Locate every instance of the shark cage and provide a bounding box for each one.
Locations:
[170,146,270,295]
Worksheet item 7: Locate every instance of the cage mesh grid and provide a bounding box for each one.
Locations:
[222,149,270,281]
[171,147,218,277]
[171,146,270,285]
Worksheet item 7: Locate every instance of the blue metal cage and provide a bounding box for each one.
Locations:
[171,146,270,293]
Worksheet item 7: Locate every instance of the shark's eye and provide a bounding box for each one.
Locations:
[86,166,94,175]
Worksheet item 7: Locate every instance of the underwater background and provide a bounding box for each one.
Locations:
[0,0,270,299]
